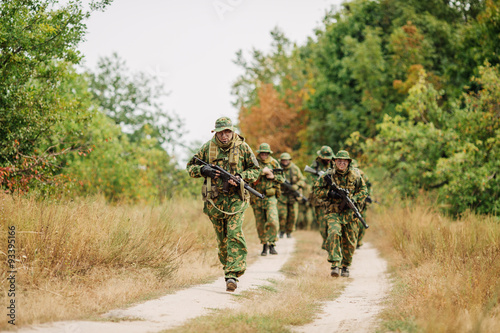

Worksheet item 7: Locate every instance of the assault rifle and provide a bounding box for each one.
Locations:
[282,180,308,204]
[324,174,369,229]
[304,165,325,178]
[193,157,265,199]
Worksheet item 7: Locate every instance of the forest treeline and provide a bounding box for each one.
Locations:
[0,0,499,215]
[235,0,499,216]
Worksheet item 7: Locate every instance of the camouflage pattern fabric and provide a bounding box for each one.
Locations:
[278,162,306,233]
[297,182,314,230]
[313,164,368,268]
[308,157,333,247]
[251,155,284,245]
[186,133,260,281]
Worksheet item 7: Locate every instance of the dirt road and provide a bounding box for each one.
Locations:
[16,238,389,333]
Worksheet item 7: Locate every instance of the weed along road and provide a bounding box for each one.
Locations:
[294,242,390,333]
[15,238,390,333]
[16,238,297,333]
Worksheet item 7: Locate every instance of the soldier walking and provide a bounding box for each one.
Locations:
[251,143,285,256]
[306,146,334,250]
[312,150,368,277]
[278,152,306,238]
[186,117,260,292]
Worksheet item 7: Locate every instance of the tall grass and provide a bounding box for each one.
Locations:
[370,197,500,332]
[0,193,259,329]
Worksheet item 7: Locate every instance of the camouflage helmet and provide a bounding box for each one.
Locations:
[280,152,292,160]
[335,150,352,161]
[256,143,273,154]
[211,116,234,133]
[317,145,334,159]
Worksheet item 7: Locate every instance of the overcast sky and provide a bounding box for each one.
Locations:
[79,0,343,162]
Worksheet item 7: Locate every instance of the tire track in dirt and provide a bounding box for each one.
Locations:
[293,242,390,333]
[16,238,296,333]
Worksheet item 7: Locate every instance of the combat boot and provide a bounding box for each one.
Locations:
[226,278,237,292]
[261,244,269,256]
[279,231,285,238]
[331,267,340,277]
[341,266,349,277]
[269,244,278,255]
[286,233,292,238]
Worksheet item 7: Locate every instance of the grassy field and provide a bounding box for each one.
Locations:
[2,192,499,332]
[369,197,500,333]
[0,194,260,330]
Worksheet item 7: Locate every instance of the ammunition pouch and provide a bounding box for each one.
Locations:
[201,179,219,202]
[265,188,276,197]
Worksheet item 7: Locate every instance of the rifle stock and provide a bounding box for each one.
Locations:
[282,180,308,204]
[304,165,325,177]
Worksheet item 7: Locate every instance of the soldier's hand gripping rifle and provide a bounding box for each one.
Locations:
[194,156,265,199]
[282,180,308,204]
[304,165,325,178]
[324,174,369,229]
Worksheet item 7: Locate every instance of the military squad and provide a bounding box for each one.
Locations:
[187,117,373,291]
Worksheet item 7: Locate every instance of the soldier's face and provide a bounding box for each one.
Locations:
[259,152,270,160]
[335,159,349,171]
[216,129,233,144]
[281,159,290,167]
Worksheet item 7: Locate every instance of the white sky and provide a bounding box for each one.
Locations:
[79,0,343,162]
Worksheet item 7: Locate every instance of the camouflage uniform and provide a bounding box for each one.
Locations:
[296,182,314,230]
[278,153,306,236]
[251,143,285,253]
[308,146,334,250]
[352,160,372,248]
[186,117,260,283]
[313,150,368,273]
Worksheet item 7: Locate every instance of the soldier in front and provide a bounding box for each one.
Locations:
[186,117,260,292]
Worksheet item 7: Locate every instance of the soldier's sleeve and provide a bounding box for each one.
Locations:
[239,143,260,183]
[352,174,368,207]
[272,159,285,184]
[313,175,329,201]
[296,166,307,189]
[186,142,209,178]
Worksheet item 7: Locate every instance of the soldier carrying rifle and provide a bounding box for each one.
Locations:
[186,117,261,292]
[312,150,368,278]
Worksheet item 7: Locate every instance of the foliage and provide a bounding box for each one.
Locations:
[87,53,184,152]
[0,0,110,193]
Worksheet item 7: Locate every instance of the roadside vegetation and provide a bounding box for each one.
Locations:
[0,194,259,329]
[370,197,500,333]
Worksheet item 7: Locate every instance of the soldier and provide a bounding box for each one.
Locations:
[306,146,334,250]
[278,152,306,238]
[186,117,260,292]
[351,159,373,249]
[251,143,285,256]
[313,150,368,278]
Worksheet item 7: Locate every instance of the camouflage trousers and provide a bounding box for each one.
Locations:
[203,194,248,281]
[325,210,360,268]
[314,205,329,250]
[277,199,299,234]
[297,202,314,230]
[252,196,279,245]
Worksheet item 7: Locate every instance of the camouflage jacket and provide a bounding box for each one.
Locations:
[308,157,333,206]
[279,162,306,202]
[313,166,368,214]
[186,134,260,198]
[253,156,284,194]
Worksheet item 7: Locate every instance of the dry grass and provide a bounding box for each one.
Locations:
[0,193,259,330]
[165,230,347,333]
[369,197,500,333]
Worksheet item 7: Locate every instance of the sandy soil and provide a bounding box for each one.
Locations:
[15,238,296,333]
[293,242,391,333]
[14,238,390,333]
